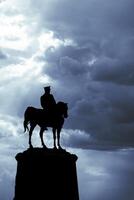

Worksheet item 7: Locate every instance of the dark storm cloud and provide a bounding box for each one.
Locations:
[75,149,134,200]
[42,43,134,149]
[91,58,134,85]
[33,0,134,38]
[30,0,134,149]
[44,45,89,80]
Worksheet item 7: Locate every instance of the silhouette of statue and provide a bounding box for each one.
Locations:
[24,101,68,149]
[14,88,79,200]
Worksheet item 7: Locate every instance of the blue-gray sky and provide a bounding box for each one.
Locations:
[0,0,134,199]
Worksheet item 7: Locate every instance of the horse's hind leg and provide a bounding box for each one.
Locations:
[39,127,47,148]
[29,123,36,148]
[52,128,57,149]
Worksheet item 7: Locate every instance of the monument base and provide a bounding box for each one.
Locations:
[14,148,79,200]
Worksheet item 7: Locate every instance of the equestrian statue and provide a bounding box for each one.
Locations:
[23,86,68,149]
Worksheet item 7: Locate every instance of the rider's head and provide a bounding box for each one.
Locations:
[44,86,51,94]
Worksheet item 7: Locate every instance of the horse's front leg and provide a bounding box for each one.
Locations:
[57,127,62,149]
[39,127,47,148]
[52,128,57,149]
[29,123,36,148]
[29,132,32,148]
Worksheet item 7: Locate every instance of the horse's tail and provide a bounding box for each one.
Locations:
[23,119,29,132]
[23,107,31,133]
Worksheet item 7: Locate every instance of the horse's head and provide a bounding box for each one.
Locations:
[63,103,68,118]
[57,102,68,118]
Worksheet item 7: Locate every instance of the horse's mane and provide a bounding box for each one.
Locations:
[57,101,65,105]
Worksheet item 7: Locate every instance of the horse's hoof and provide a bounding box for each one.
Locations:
[58,146,66,151]
[42,145,47,149]
[53,146,58,150]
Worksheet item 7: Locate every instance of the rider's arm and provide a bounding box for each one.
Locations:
[51,95,56,104]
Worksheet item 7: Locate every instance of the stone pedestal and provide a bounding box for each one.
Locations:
[13,148,79,200]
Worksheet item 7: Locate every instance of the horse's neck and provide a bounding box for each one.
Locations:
[56,106,63,117]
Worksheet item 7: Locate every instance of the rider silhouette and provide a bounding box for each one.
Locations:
[40,86,56,114]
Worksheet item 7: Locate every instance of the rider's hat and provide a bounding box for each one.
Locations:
[44,86,51,90]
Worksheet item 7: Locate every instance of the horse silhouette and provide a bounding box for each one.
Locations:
[23,102,68,149]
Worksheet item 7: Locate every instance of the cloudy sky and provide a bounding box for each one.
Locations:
[0,0,134,199]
